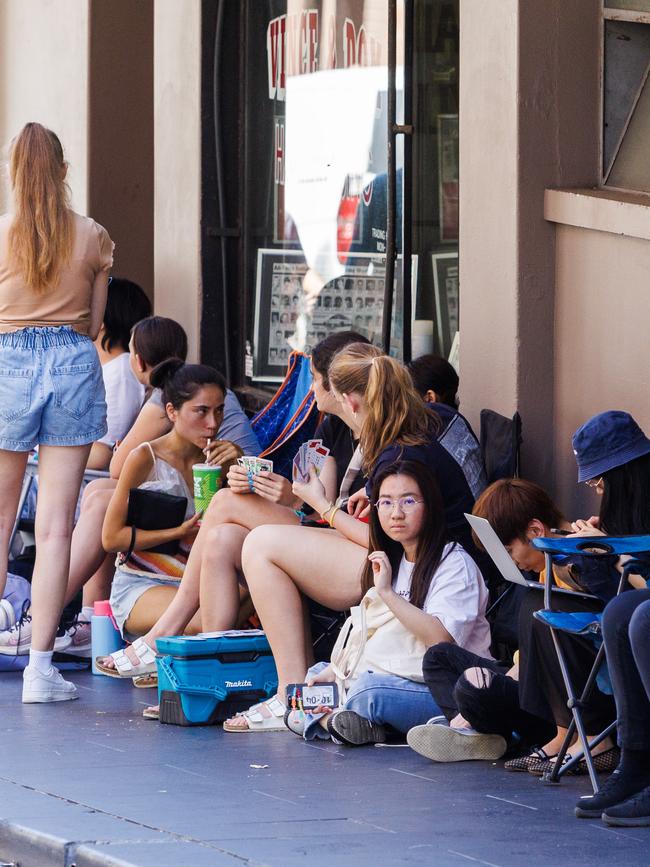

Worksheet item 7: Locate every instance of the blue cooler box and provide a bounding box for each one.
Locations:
[155,630,278,726]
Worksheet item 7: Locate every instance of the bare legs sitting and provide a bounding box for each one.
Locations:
[223,523,367,730]
[97,483,301,670]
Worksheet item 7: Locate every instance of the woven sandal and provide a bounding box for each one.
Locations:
[529,745,620,778]
[504,746,557,773]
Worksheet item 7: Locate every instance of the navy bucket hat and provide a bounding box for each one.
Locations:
[572,411,650,483]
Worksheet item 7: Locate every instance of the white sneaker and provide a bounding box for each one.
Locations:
[22,664,79,703]
[407,724,507,762]
[0,598,15,631]
[0,604,72,656]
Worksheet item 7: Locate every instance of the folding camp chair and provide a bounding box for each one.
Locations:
[531,535,650,793]
[251,351,320,479]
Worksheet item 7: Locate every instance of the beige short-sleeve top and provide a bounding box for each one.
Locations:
[0,211,114,335]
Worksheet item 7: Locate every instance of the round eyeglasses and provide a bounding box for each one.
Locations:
[374,496,424,514]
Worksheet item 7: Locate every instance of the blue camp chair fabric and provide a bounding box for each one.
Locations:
[530,535,650,792]
[535,610,601,635]
[251,352,320,480]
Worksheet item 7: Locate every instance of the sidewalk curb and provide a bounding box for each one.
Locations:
[0,820,70,867]
[0,820,133,867]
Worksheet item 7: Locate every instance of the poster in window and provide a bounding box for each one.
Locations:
[438,114,459,243]
[252,250,417,382]
[432,252,459,358]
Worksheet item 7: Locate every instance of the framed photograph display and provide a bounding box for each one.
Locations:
[432,252,459,359]
[252,249,418,382]
[437,114,459,244]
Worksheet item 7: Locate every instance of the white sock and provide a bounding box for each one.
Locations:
[81,606,94,623]
[29,649,54,675]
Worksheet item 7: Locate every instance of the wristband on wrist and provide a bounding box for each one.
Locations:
[320,501,335,522]
[327,506,340,528]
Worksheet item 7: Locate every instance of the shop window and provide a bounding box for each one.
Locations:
[203,2,459,388]
[603,7,650,192]
[244,1,398,383]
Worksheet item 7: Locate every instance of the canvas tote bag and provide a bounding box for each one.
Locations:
[330,587,427,699]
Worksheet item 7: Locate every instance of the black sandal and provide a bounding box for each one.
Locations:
[504,746,557,773]
[529,746,620,778]
[326,710,388,746]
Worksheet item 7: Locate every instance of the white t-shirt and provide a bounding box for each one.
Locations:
[392,544,492,658]
[97,353,145,448]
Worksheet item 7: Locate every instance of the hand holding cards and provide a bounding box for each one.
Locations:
[292,439,330,483]
[238,456,273,492]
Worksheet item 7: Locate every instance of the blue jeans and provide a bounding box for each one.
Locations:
[302,662,441,740]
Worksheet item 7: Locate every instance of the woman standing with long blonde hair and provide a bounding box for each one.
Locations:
[0,123,113,702]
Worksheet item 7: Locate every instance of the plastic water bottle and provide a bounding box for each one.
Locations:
[91,600,124,674]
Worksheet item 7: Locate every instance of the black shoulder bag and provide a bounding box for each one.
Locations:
[124,488,188,559]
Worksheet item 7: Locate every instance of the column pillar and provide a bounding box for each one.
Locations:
[458,0,600,487]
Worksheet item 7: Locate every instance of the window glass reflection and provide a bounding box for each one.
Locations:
[249,1,401,381]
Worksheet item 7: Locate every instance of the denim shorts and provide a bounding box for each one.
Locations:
[0,326,107,451]
[110,566,179,641]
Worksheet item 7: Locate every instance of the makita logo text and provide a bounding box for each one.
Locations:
[225,679,253,688]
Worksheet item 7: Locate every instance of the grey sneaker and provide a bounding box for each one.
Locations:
[326,710,388,746]
[407,724,507,762]
[602,783,650,827]
[22,664,79,703]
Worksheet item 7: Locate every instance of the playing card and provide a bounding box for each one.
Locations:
[293,443,309,482]
[292,452,302,481]
[257,458,273,473]
[309,443,330,476]
[300,443,309,478]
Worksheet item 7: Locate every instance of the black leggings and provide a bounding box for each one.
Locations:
[422,643,555,748]
[602,589,650,751]
[517,591,616,732]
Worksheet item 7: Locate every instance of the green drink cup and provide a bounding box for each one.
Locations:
[192,464,222,514]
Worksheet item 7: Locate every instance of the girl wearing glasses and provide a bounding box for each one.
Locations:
[225,347,477,731]
[285,460,491,745]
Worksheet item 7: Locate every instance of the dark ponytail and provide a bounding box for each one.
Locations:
[150,359,227,410]
[131,316,188,368]
[329,343,436,472]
